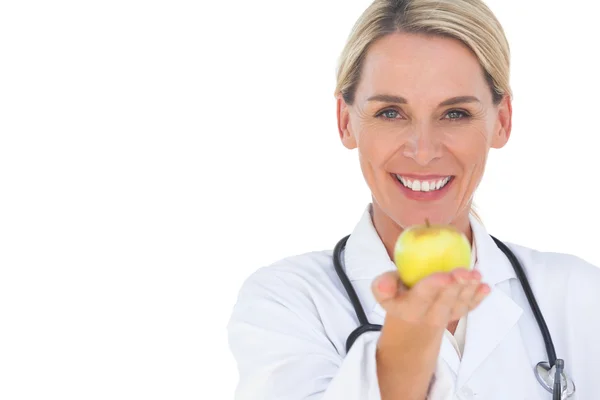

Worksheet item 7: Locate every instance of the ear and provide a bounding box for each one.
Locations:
[491,95,512,149]
[337,95,357,149]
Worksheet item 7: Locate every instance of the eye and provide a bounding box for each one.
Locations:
[444,109,471,120]
[376,109,402,120]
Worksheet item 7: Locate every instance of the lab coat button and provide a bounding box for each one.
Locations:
[460,386,473,398]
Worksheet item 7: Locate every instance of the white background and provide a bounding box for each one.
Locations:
[1,0,599,399]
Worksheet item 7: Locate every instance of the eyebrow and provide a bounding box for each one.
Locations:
[366,94,481,107]
[438,96,481,107]
[366,94,408,104]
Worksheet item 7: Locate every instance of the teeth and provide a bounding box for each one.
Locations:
[395,175,452,192]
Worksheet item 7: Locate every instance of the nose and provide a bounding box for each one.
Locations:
[402,123,443,166]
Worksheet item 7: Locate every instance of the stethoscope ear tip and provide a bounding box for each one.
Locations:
[534,360,576,398]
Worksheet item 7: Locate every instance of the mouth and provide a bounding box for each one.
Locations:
[394,174,454,192]
[391,174,455,201]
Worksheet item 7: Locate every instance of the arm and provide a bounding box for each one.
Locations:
[227,270,384,400]
[376,316,444,400]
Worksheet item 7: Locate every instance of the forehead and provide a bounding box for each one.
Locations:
[356,32,491,104]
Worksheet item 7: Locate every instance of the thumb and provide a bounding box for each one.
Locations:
[372,271,402,304]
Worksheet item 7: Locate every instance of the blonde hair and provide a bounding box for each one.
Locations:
[335,0,511,223]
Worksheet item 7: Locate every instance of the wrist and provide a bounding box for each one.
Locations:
[378,314,444,353]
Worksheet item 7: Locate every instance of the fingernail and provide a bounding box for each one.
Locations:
[477,285,490,296]
[377,278,393,293]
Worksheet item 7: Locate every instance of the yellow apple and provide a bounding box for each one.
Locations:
[393,219,471,287]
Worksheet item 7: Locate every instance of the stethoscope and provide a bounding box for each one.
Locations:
[333,234,576,399]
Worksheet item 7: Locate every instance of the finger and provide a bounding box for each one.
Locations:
[449,270,482,321]
[468,283,491,311]
[453,268,480,285]
[406,272,455,321]
[371,271,403,306]
[425,275,465,324]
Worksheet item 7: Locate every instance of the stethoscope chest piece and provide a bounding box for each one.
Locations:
[534,361,576,399]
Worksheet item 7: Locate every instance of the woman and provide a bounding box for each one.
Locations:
[227,0,600,398]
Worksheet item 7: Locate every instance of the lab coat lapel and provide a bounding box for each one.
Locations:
[456,215,522,388]
[439,333,461,375]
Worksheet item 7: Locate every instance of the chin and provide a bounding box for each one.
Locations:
[398,210,449,228]
[384,202,458,229]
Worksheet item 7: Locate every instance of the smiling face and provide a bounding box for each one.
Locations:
[337,32,512,248]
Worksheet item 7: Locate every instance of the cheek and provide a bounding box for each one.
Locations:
[353,127,400,169]
[351,115,407,168]
[446,125,490,166]
[448,129,490,195]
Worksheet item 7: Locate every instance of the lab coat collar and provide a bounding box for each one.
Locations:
[343,205,396,282]
[468,213,517,286]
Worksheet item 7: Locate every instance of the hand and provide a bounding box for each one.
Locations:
[371,268,490,329]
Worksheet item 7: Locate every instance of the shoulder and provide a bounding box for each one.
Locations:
[228,249,350,346]
[230,249,343,318]
[504,241,600,294]
[236,249,337,295]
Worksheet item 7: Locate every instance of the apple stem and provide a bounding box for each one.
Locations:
[425,218,430,227]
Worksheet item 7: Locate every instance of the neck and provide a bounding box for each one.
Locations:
[371,202,473,260]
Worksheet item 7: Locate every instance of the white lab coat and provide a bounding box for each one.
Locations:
[227,205,600,399]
